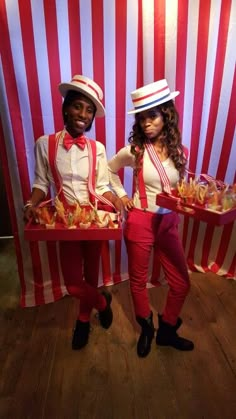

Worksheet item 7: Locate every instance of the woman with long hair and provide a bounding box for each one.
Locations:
[108,79,194,357]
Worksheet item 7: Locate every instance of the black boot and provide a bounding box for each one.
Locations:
[72,320,90,350]
[136,312,155,358]
[98,291,113,329]
[156,314,194,351]
[175,317,183,330]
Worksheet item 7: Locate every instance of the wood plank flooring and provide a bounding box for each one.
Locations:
[0,238,236,419]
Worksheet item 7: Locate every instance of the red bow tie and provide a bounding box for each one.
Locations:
[63,133,86,151]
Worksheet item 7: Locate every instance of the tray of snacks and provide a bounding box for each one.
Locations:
[156,179,236,225]
[24,197,122,241]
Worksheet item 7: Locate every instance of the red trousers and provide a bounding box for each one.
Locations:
[124,209,190,325]
[59,241,106,321]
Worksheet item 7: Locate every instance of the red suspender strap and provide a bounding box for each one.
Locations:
[145,141,172,194]
[137,141,174,209]
[48,132,67,205]
[86,139,96,204]
[86,139,116,210]
[137,169,148,209]
[47,134,115,210]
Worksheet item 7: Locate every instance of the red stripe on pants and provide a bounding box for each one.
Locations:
[59,241,106,321]
[124,209,190,325]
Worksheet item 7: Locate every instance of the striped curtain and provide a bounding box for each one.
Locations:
[0,0,235,307]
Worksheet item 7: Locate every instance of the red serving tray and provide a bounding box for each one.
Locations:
[24,221,122,241]
[156,192,236,225]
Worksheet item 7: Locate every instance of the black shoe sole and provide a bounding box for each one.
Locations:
[156,339,194,351]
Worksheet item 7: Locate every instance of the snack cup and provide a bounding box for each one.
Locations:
[79,222,91,229]
[45,223,55,229]
[96,210,118,221]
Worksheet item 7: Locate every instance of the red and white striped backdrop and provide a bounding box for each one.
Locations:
[0,0,235,307]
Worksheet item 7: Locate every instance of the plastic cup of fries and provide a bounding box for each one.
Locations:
[156,179,236,225]
[176,178,236,212]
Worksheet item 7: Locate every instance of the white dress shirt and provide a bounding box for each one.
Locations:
[33,132,111,205]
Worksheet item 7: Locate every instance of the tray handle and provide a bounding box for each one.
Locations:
[176,202,196,215]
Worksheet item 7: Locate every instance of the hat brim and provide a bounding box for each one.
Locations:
[58,82,105,117]
[127,91,180,115]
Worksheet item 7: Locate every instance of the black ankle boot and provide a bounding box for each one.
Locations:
[136,312,155,358]
[72,320,90,350]
[98,291,113,329]
[175,317,183,330]
[156,314,194,351]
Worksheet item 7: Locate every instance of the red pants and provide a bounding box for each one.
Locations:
[124,209,190,325]
[59,241,106,321]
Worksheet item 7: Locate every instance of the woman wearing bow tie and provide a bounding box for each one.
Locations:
[24,75,122,350]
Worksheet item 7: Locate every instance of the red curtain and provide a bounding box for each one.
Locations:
[0,0,235,307]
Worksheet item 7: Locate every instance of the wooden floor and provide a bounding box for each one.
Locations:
[0,238,236,419]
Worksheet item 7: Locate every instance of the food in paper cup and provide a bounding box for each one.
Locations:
[35,197,119,229]
[79,222,91,229]
[96,210,118,221]
[36,206,56,226]
[45,223,56,229]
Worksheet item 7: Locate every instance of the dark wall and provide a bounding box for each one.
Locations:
[0,160,12,236]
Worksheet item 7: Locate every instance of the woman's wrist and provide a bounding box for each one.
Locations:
[23,200,35,211]
[103,191,115,203]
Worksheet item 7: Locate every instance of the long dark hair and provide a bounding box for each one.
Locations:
[128,100,187,178]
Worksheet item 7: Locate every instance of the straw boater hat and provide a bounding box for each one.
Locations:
[58,75,105,117]
[128,79,179,114]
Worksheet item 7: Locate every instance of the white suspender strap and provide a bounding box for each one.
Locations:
[145,141,172,194]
